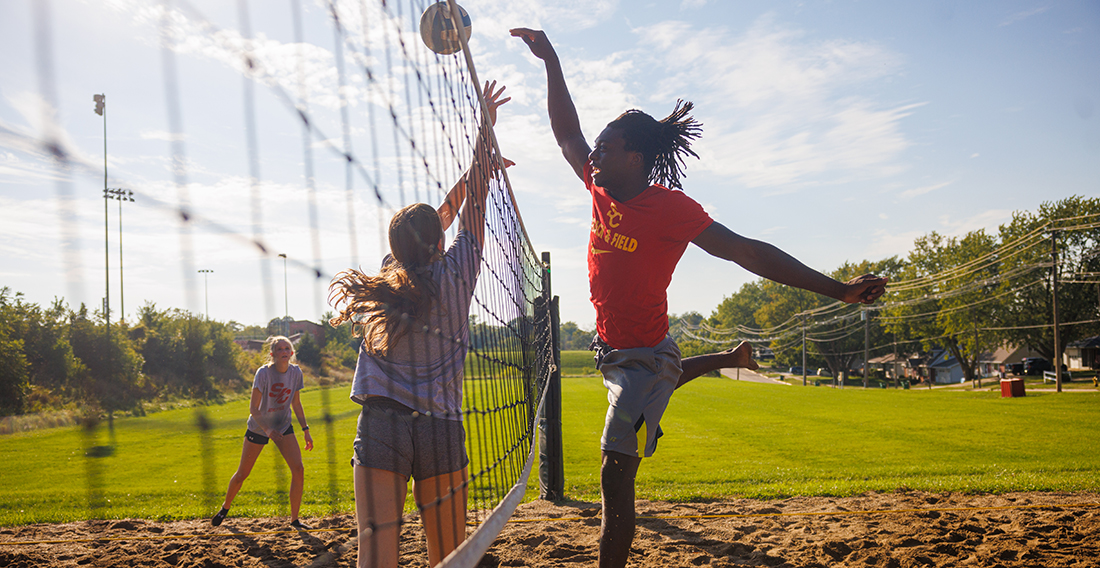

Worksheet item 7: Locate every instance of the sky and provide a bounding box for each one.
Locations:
[1,0,1098,331]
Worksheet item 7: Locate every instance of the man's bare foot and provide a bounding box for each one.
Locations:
[716,341,759,371]
[676,342,760,389]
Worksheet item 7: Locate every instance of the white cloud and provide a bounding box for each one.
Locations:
[140,130,187,142]
[631,16,918,190]
[867,227,924,260]
[999,6,1050,27]
[899,180,952,200]
[937,209,1015,237]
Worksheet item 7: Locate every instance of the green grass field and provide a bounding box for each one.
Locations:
[1,372,1098,526]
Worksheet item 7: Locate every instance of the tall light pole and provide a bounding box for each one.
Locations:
[94,94,109,330]
[198,269,213,320]
[278,253,288,335]
[106,188,134,323]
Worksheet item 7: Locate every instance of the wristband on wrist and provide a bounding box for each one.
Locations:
[302,425,309,431]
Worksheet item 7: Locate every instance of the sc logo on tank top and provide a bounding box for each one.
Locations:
[591,203,638,254]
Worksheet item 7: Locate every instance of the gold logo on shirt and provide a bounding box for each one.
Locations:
[591,205,638,254]
[606,203,622,228]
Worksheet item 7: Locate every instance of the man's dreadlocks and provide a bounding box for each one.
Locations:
[607,100,702,190]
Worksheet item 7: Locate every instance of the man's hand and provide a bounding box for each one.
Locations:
[843,275,888,305]
[510,28,556,61]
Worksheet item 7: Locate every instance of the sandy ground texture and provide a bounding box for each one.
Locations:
[2,491,1098,567]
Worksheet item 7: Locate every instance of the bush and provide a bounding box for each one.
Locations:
[322,341,358,369]
[296,333,322,367]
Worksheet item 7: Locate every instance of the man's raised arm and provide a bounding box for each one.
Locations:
[693,221,888,305]
[511,28,590,181]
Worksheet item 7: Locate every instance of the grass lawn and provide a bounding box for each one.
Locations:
[556,375,1100,502]
[2,374,1098,525]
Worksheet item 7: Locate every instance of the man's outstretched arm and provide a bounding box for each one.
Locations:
[510,28,590,181]
[692,221,888,304]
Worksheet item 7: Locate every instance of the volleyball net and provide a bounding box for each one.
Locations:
[9,0,555,565]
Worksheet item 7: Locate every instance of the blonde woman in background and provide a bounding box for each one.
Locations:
[211,335,314,529]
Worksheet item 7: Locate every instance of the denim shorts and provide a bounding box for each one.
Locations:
[352,396,468,480]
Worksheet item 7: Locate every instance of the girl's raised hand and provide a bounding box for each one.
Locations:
[483,80,510,126]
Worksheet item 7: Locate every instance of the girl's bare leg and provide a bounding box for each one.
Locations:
[221,439,265,510]
[355,465,407,568]
[272,433,305,522]
[413,467,469,566]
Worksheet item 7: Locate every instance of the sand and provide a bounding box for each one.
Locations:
[2,491,1098,567]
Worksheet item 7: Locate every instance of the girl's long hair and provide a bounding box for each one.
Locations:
[328,203,442,354]
[607,100,702,190]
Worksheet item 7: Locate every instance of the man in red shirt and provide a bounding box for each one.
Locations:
[512,28,888,568]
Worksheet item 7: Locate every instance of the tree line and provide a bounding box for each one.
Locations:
[0,293,260,417]
[679,196,1098,382]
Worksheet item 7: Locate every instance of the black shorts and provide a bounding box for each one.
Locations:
[245,425,294,445]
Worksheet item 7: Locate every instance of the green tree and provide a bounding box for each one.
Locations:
[0,335,29,416]
[131,303,247,399]
[67,304,146,416]
[295,332,322,367]
[322,310,360,351]
[812,258,904,385]
[996,196,1100,367]
[883,231,999,385]
[0,290,83,403]
[752,280,829,371]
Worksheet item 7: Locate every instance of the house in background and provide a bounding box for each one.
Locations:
[233,319,325,352]
[923,347,1007,384]
[288,320,324,346]
[1066,336,1100,370]
[999,343,1045,375]
[867,352,918,380]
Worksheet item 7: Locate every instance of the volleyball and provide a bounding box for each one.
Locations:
[419,2,472,55]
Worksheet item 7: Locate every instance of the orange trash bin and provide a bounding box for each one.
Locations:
[1000,378,1025,398]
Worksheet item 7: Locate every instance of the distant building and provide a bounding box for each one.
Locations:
[234,319,325,352]
[289,320,325,346]
[1066,335,1100,370]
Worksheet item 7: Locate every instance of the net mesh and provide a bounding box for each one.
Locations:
[12,0,553,565]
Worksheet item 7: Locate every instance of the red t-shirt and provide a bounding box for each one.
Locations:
[584,161,713,349]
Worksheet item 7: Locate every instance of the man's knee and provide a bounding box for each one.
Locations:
[600,452,640,491]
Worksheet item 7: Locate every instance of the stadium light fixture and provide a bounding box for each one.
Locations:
[106,188,134,323]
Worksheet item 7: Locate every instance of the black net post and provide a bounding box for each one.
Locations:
[538,252,564,500]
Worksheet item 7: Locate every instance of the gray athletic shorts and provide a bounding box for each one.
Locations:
[352,396,468,480]
[594,335,682,458]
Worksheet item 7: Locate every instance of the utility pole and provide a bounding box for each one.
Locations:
[1052,230,1062,393]
[801,314,807,387]
[862,308,869,389]
[279,253,289,336]
[198,269,214,320]
[972,314,981,389]
[106,189,134,323]
[892,333,899,389]
[94,94,109,332]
